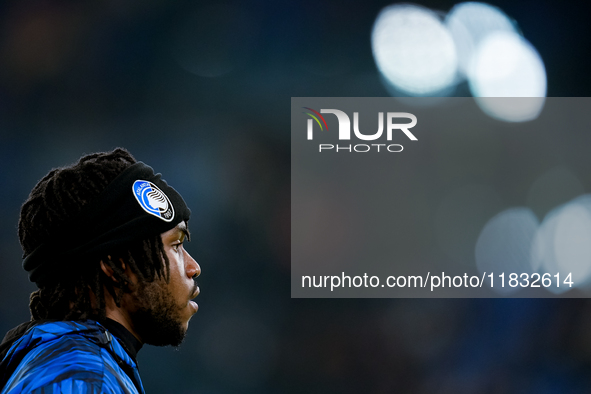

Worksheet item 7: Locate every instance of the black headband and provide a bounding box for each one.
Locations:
[23,162,191,285]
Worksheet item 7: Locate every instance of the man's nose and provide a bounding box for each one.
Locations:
[184,250,201,279]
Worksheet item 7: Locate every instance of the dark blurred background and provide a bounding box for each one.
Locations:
[1,0,591,393]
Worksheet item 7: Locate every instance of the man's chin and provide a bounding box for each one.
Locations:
[128,280,193,347]
[139,322,187,347]
[145,334,187,347]
[131,308,188,347]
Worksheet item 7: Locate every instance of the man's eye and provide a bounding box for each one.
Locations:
[173,242,183,251]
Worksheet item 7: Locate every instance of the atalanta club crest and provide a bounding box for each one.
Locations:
[132,180,175,222]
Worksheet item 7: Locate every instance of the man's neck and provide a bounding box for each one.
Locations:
[102,287,143,344]
[101,318,143,361]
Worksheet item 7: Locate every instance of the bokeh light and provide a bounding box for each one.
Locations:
[372,4,458,96]
[529,206,560,283]
[372,2,548,124]
[469,31,546,122]
[445,2,517,77]
[475,207,538,295]
[530,195,591,294]
[554,197,591,287]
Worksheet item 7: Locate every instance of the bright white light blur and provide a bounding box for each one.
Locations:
[554,197,591,287]
[445,2,517,77]
[470,32,546,96]
[530,206,564,294]
[372,4,458,95]
[475,207,538,295]
[470,31,547,122]
[475,97,546,123]
[530,195,591,294]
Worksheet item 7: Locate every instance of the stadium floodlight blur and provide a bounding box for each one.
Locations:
[445,2,518,78]
[372,2,547,122]
[469,32,547,122]
[371,4,458,96]
[530,195,591,294]
[476,168,591,296]
[444,2,547,122]
[475,207,538,295]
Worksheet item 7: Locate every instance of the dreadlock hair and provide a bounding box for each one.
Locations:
[19,148,171,322]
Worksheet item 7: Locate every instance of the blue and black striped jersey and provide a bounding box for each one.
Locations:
[0,320,144,394]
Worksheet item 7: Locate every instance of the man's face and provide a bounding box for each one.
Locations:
[128,222,200,346]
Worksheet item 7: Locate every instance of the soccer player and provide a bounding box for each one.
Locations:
[0,148,200,393]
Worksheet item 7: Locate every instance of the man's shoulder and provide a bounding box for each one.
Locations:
[2,320,140,394]
[9,320,110,366]
[19,327,107,374]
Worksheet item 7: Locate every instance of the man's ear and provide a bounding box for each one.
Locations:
[100,256,127,282]
[100,260,117,282]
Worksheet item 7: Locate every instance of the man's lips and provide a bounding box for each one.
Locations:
[190,285,200,300]
[188,283,200,313]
